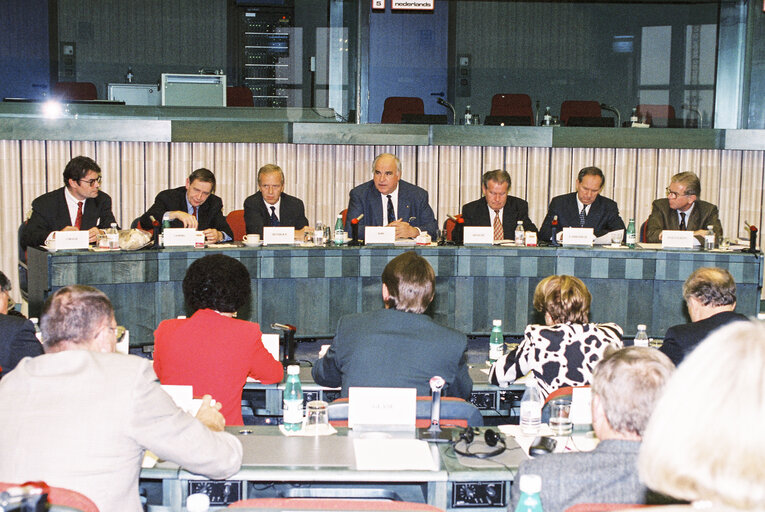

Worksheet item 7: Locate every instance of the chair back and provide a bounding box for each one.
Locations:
[227,498,443,510]
[443,218,456,241]
[636,104,675,124]
[341,208,348,226]
[327,396,483,428]
[560,100,601,125]
[0,482,100,512]
[490,94,533,125]
[381,97,424,124]
[227,86,255,107]
[639,220,648,243]
[17,221,28,302]
[51,82,98,101]
[227,209,247,241]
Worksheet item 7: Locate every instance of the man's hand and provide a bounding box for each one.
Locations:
[387,219,419,239]
[61,226,78,232]
[195,394,225,432]
[87,227,101,243]
[203,228,222,243]
[692,229,707,237]
[168,211,198,229]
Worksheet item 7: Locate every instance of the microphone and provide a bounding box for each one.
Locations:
[427,376,446,434]
[271,323,297,364]
[600,103,620,128]
[436,97,457,125]
[681,104,702,128]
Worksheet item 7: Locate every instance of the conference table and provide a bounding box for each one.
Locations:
[27,243,762,345]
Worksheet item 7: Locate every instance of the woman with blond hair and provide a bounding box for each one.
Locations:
[489,274,623,398]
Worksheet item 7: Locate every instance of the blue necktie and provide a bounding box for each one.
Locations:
[579,206,586,227]
[270,206,280,227]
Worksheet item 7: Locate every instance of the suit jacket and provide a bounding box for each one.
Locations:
[153,309,284,425]
[510,440,652,512]
[539,192,625,243]
[21,187,117,249]
[461,196,537,238]
[0,315,43,377]
[0,351,242,512]
[139,186,234,239]
[243,191,309,236]
[345,180,438,238]
[312,309,472,400]
[661,310,747,366]
[645,198,722,243]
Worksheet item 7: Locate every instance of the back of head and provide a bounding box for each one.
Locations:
[481,169,511,188]
[381,251,435,314]
[683,266,736,307]
[592,346,674,437]
[671,171,701,197]
[0,271,11,294]
[639,320,765,508]
[533,275,591,324]
[40,285,114,352]
[63,156,100,186]
[189,168,216,193]
[183,254,251,314]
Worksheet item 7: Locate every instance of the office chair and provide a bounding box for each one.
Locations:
[227,86,255,107]
[226,209,247,241]
[51,82,98,101]
[17,222,28,303]
[381,97,425,124]
[636,104,675,127]
[327,396,484,428]
[0,482,100,512]
[489,93,534,126]
[443,218,456,241]
[639,220,648,243]
[559,100,602,126]
[227,498,444,510]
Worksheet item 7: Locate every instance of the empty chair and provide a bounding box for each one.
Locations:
[560,100,607,126]
[488,93,534,126]
[226,209,246,241]
[381,97,424,124]
[636,104,675,127]
[227,86,254,107]
[51,82,98,101]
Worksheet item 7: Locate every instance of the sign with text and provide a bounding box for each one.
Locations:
[163,228,203,247]
[463,226,493,245]
[392,0,435,10]
[263,226,295,245]
[562,227,595,246]
[51,230,89,250]
[365,226,396,244]
[372,0,385,8]
[661,230,695,249]
[348,387,416,430]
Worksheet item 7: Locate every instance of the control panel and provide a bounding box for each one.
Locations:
[188,480,242,506]
[451,481,507,508]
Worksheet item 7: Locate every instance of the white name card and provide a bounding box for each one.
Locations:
[570,387,593,425]
[365,226,396,244]
[525,231,538,247]
[52,230,89,250]
[662,230,695,249]
[562,227,595,246]
[348,387,416,429]
[260,333,280,361]
[163,228,204,247]
[463,226,494,245]
[263,226,295,245]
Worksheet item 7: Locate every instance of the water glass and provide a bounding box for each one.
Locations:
[314,222,325,246]
[303,400,329,434]
[610,231,622,247]
[549,398,572,436]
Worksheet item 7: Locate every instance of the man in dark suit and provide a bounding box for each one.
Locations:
[21,156,118,249]
[461,169,537,240]
[538,166,625,243]
[0,272,43,378]
[139,168,233,243]
[661,267,746,366]
[510,347,675,512]
[645,171,722,244]
[345,153,438,239]
[312,251,472,399]
[243,164,309,237]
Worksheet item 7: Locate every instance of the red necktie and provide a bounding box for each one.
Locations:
[192,206,198,219]
[75,201,83,229]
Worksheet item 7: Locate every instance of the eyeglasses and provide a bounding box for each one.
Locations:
[78,176,102,186]
[665,187,689,199]
[102,325,126,341]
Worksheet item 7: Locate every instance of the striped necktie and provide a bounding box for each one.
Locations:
[579,206,586,227]
[75,201,83,229]
[493,210,503,240]
[679,212,686,231]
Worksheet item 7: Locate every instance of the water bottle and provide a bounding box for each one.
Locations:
[489,320,504,364]
[634,324,649,347]
[514,474,544,512]
[515,221,525,246]
[464,105,473,125]
[630,107,638,125]
[106,223,119,250]
[283,365,303,431]
[519,381,543,435]
[626,218,636,249]
[333,214,345,246]
[126,66,134,84]
[704,225,715,250]
[543,107,552,126]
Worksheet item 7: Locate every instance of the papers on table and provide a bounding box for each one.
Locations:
[594,229,624,245]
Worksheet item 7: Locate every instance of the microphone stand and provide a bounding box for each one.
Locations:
[600,103,620,128]
[437,98,457,126]
[419,376,451,443]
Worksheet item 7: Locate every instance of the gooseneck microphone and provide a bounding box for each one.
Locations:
[436,98,457,126]
[600,103,620,128]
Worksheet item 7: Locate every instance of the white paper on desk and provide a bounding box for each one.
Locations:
[263,226,295,244]
[261,333,280,361]
[463,226,493,245]
[562,227,594,246]
[594,229,623,245]
[353,438,438,471]
[365,226,396,244]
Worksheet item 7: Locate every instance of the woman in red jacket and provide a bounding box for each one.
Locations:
[153,254,284,425]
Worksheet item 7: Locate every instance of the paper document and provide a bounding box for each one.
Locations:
[353,438,438,471]
[594,229,624,245]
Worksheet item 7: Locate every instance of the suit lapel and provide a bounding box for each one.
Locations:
[368,185,384,225]
[565,194,581,226]
[82,197,100,228]
[397,187,412,222]
[687,204,701,231]
[584,196,601,228]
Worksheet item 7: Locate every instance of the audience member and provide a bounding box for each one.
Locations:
[0,272,43,378]
[539,167,625,243]
[0,285,242,512]
[644,171,722,244]
[510,347,675,512]
[153,254,283,425]
[21,156,118,249]
[345,153,438,239]
[139,168,234,243]
[312,251,471,399]
[243,164,309,237]
[639,320,765,510]
[461,169,537,240]
[490,275,623,398]
[661,267,747,366]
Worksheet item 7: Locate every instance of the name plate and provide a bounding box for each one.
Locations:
[562,227,595,246]
[463,226,494,245]
[348,387,416,430]
[51,230,89,250]
[662,230,695,249]
[263,226,295,245]
[365,226,396,244]
[163,228,204,247]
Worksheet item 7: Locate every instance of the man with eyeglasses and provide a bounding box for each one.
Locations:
[644,171,722,244]
[243,164,309,237]
[21,155,118,249]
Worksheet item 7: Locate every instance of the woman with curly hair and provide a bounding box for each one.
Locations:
[153,254,283,425]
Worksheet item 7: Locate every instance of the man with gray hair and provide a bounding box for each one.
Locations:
[660,267,747,366]
[0,285,242,512]
[243,163,309,237]
[510,347,675,512]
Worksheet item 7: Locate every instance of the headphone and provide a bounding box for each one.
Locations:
[452,427,506,459]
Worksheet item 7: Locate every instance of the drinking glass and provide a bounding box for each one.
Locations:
[303,400,329,434]
[549,398,572,436]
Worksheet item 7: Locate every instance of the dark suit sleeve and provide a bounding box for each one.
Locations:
[1,319,43,375]
[460,201,481,227]
[292,199,309,231]
[139,190,175,231]
[21,203,56,249]
[412,189,438,238]
[538,198,562,243]
[311,332,344,389]
[94,194,118,230]
[517,199,537,232]
[208,200,234,239]
[448,347,473,400]
[345,187,366,236]
[703,204,723,241]
[595,199,625,238]
[659,326,684,366]
[243,195,267,236]
[644,200,665,243]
